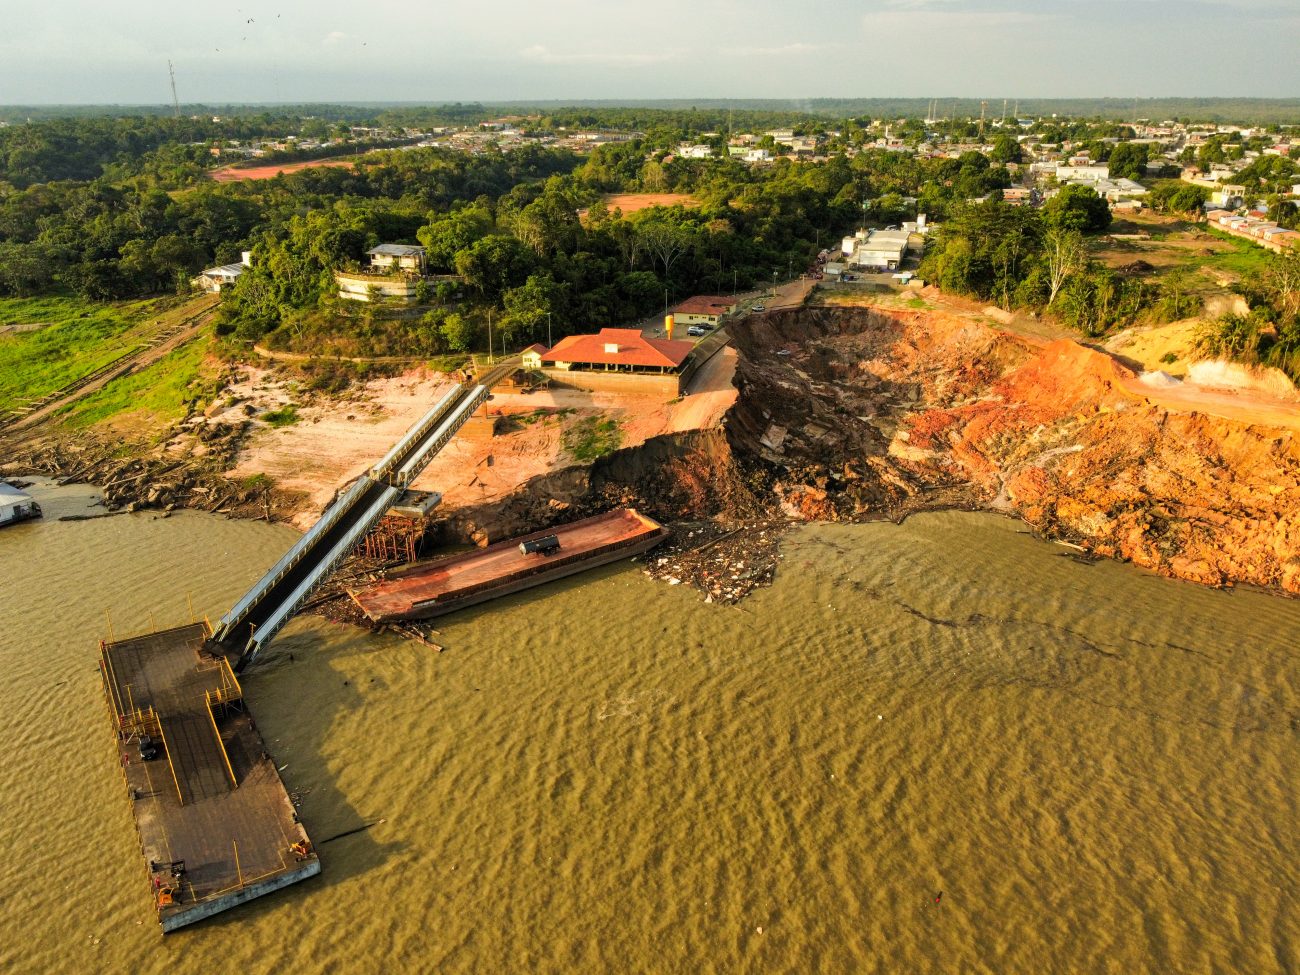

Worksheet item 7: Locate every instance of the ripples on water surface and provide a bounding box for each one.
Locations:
[1,479,1296,974]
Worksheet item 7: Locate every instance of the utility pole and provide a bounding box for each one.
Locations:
[487,309,494,365]
[168,60,180,118]
[546,312,552,350]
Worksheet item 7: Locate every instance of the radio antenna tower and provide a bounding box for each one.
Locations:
[979,100,988,138]
[168,60,180,117]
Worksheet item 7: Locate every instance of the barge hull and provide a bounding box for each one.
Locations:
[351,508,667,624]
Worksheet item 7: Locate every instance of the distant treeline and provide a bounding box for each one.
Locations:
[5,97,1300,127]
[0,103,488,125]
[492,98,1300,126]
[0,115,326,187]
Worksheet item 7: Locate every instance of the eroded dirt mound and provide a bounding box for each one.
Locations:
[725,305,1300,593]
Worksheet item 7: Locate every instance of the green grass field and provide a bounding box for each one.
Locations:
[57,333,213,430]
[0,296,156,413]
[1199,229,1277,279]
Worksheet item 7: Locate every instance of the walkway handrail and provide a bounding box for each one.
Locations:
[390,385,488,488]
[205,692,239,788]
[218,378,492,669]
[214,475,370,641]
[237,484,403,669]
[371,386,460,478]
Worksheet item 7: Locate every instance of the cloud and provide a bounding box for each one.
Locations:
[862,4,1058,32]
[322,30,347,46]
[720,42,838,57]
[519,44,679,66]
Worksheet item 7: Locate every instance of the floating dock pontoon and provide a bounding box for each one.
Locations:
[99,623,318,933]
[350,508,667,623]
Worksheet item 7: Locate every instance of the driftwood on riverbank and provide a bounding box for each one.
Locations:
[0,427,302,522]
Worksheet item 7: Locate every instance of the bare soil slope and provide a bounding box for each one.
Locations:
[726,305,1300,593]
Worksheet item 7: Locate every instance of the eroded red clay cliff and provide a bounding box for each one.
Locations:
[727,306,1300,593]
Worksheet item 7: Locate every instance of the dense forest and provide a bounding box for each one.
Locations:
[1,104,1297,373]
[919,189,1300,382]
[0,110,1015,353]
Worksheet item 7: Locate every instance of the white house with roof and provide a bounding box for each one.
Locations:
[841,230,911,271]
[194,251,252,293]
[366,244,426,274]
[0,483,41,527]
[1055,164,1109,182]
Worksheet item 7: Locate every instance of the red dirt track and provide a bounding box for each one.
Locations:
[209,158,357,182]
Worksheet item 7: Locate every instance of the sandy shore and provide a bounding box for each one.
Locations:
[225,348,738,528]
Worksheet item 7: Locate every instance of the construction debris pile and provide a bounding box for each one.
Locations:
[641,518,786,604]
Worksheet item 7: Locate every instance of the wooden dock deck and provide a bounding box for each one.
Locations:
[351,508,667,623]
[100,623,318,932]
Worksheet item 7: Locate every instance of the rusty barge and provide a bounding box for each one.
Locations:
[99,622,319,933]
[351,508,668,623]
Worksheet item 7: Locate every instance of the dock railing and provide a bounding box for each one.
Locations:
[155,717,186,806]
[120,705,163,742]
[99,641,127,723]
[204,691,239,788]
[199,654,244,708]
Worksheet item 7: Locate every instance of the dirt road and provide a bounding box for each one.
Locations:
[7,294,219,433]
[209,158,356,182]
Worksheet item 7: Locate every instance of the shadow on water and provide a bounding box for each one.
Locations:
[185,629,408,934]
[168,547,651,938]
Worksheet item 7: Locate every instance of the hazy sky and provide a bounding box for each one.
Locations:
[1,0,1297,104]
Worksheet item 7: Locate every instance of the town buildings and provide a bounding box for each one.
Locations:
[1205,210,1300,253]
[841,230,912,271]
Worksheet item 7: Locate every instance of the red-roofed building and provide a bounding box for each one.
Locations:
[542,328,693,372]
[534,328,697,395]
[674,296,738,328]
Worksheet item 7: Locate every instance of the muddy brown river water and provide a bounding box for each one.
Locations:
[1,479,1297,974]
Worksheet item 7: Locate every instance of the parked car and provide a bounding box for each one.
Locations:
[752,303,766,312]
[687,325,707,336]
